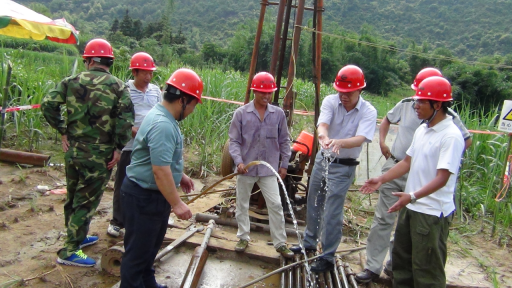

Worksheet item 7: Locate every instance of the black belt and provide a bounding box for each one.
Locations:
[389,154,400,164]
[321,152,359,166]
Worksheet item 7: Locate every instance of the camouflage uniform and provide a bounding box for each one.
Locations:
[41,67,134,259]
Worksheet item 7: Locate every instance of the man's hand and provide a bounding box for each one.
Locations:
[180,174,195,194]
[172,200,192,220]
[328,139,344,154]
[61,135,69,152]
[278,167,287,179]
[380,143,391,159]
[360,178,383,194]
[388,192,410,213]
[132,126,139,138]
[107,150,121,170]
[318,134,331,150]
[237,163,248,174]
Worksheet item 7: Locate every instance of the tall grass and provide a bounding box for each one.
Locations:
[455,102,512,229]
[0,49,76,150]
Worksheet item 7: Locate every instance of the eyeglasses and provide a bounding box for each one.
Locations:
[413,99,430,106]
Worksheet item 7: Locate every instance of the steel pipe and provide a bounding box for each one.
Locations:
[335,256,350,288]
[194,213,302,237]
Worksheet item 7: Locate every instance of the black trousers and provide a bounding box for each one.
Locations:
[120,178,171,288]
[110,150,131,228]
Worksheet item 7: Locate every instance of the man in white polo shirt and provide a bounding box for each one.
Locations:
[290,65,377,272]
[356,68,472,283]
[107,52,161,237]
[360,76,464,287]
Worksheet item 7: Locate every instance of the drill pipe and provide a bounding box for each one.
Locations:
[335,256,350,288]
[342,262,358,288]
[294,254,302,288]
[280,256,286,288]
[332,267,343,288]
[287,258,293,288]
[180,220,215,288]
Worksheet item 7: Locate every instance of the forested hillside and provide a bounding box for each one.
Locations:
[15,0,512,58]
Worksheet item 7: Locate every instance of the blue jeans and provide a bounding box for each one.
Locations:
[303,151,356,263]
[120,178,171,288]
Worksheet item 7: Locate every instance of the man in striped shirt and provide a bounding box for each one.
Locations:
[107,52,161,237]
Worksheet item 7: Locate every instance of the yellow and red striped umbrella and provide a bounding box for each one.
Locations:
[0,0,79,44]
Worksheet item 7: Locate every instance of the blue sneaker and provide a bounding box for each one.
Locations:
[79,235,99,249]
[57,250,96,267]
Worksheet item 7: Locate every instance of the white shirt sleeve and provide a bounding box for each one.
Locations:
[356,105,377,142]
[317,95,335,126]
[437,135,464,173]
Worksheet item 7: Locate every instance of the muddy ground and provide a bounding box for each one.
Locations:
[0,160,511,288]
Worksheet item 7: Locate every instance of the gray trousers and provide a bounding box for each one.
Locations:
[365,157,408,274]
[303,151,356,263]
[236,175,287,248]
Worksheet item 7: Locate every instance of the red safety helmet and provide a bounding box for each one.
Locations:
[251,72,277,93]
[333,65,366,92]
[411,68,442,90]
[129,52,156,70]
[166,68,203,103]
[82,38,114,59]
[413,76,452,102]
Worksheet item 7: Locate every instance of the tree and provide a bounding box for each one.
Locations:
[120,10,133,37]
[132,20,143,41]
[202,42,226,64]
[110,18,120,34]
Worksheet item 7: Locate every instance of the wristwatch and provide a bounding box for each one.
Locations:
[409,192,417,204]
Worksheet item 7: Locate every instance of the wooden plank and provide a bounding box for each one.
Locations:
[163,228,281,265]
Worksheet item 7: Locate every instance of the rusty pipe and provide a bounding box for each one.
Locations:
[283,0,306,126]
[0,149,51,167]
[180,220,215,288]
[244,0,269,105]
[273,0,293,105]
[270,0,286,77]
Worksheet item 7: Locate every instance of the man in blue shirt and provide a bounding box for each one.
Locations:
[119,68,202,288]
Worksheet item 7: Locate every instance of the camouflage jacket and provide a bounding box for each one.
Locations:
[41,67,134,151]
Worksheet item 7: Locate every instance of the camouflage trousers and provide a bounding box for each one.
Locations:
[57,143,113,259]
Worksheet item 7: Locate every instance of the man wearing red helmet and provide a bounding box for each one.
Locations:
[360,76,465,287]
[290,65,378,272]
[228,72,294,258]
[356,68,472,283]
[107,52,161,238]
[119,68,202,288]
[42,38,134,267]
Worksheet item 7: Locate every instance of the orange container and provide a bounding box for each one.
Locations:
[292,131,314,156]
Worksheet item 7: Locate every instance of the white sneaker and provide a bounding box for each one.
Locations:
[107,224,120,237]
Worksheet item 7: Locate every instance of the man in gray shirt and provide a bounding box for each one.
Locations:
[356,68,472,283]
[107,52,161,237]
[228,72,294,258]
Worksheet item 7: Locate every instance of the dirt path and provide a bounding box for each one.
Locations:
[0,162,510,287]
